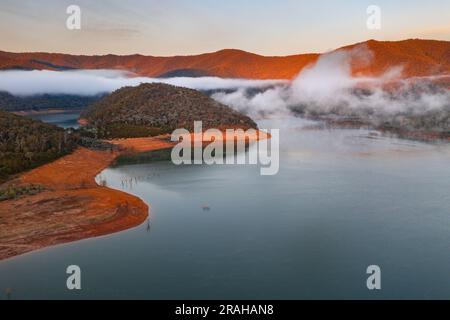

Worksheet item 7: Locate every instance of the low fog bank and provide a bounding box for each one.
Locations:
[0,70,284,96]
[212,46,450,134]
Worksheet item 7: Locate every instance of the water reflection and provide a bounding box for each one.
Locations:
[2,118,450,299]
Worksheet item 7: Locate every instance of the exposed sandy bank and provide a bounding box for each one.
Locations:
[0,137,174,261]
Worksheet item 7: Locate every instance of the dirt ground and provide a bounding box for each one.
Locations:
[0,137,174,260]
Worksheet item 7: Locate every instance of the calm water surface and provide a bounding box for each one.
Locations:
[0,117,449,299]
[27,111,81,129]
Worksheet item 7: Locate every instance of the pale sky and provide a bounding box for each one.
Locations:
[1,0,449,56]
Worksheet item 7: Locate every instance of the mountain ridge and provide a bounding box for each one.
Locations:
[0,39,449,80]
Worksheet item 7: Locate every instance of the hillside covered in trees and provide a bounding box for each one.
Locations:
[82,83,257,138]
[0,111,78,182]
[0,91,102,112]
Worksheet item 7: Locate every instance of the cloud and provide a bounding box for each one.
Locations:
[0,69,285,96]
[212,46,450,131]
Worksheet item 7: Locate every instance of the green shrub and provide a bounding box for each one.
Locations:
[0,184,44,201]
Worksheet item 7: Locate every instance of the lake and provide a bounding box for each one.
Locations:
[27,111,81,129]
[0,117,449,299]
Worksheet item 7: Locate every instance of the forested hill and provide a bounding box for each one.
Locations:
[0,91,102,112]
[0,111,78,183]
[82,83,257,138]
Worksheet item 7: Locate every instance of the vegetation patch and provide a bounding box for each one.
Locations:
[0,184,45,201]
[0,91,102,112]
[96,123,173,139]
[0,111,79,182]
[114,148,173,166]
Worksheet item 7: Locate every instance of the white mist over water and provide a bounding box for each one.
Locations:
[213,46,450,121]
[0,69,284,96]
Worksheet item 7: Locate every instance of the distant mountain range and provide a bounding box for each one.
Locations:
[0,91,102,112]
[1,39,449,80]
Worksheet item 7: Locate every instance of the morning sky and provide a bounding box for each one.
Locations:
[1,0,449,56]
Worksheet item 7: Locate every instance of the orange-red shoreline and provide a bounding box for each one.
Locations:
[0,137,175,261]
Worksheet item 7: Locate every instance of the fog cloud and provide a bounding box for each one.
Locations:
[0,69,284,96]
[212,46,450,131]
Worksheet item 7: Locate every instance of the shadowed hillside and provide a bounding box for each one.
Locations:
[0,111,78,183]
[0,91,102,112]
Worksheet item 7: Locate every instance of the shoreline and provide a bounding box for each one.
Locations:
[0,136,175,261]
[11,109,84,116]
